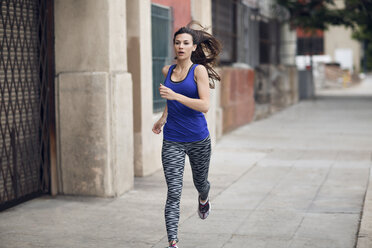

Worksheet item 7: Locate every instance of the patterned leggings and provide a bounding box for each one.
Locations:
[162,135,211,242]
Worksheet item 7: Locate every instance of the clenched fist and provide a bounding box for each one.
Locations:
[159,84,178,100]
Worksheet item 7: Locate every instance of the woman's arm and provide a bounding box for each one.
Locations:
[152,102,168,134]
[152,65,170,134]
[160,104,168,123]
[159,65,210,113]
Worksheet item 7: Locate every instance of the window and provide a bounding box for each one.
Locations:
[259,19,281,65]
[297,37,324,55]
[151,4,173,112]
[212,0,237,64]
[237,5,259,67]
[212,0,284,66]
[212,0,260,67]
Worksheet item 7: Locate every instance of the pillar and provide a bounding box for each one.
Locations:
[127,0,163,176]
[54,0,134,196]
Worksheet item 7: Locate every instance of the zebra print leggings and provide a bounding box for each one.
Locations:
[162,135,211,242]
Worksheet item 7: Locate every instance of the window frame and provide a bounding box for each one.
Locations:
[151,3,174,113]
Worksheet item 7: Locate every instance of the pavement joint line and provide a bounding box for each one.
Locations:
[209,153,267,200]
[180,158,264,248]
[221,159,298,248]
[229,233,293,240]
[308,211,359,215]
[305,161,337,211]
[150,150,268,248]
[287,154,337,247]
[355,165,372,248]
[3,83,372,248]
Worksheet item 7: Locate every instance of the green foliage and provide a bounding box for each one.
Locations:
[275,0,345,32]
[342,0,372,40]
[366,43,372,70]
[338,0,372,71]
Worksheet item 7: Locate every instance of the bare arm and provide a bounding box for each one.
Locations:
[158,65,170,122]
[152,104,168,134]
[159,65,210,113]
[159,104,168,123]
[152,66,170,134]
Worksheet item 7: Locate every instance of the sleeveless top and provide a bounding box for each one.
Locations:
[163,64,209,142]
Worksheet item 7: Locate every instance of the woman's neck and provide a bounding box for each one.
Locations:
[176,59,193,71]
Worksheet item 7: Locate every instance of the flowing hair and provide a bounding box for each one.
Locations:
[173,21,222,89]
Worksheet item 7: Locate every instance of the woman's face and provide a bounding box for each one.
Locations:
[174,33,197,60]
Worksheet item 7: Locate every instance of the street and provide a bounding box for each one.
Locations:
[1,77,372,248]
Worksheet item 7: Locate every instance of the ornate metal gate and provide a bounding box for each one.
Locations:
[0,0,54,211]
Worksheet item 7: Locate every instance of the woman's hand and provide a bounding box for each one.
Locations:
[159,84,178,101]
[152,118,166,134]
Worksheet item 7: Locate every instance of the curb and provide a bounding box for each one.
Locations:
[357,165,372,248]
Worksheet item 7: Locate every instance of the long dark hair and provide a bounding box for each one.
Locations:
[173,21,222,89]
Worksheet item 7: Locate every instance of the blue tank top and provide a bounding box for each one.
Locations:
[163,64,209,142]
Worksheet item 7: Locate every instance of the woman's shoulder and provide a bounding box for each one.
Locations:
[194,64,208,75]
[162,64,174,77]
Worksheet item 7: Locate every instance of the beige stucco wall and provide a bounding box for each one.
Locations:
[191,0,212,28]
[127,0,163,177]
[55,0,134,196]
[325,0,361,73]
[280,23,297,66]
[325,26,361,73]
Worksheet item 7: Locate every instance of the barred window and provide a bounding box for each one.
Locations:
[259,19,281,65]
[213,0,261,67]
[297,37,324,55]
[151,4,173,112]
[212,0,237,63]
[237,5,259,67]
[212,1,283,66]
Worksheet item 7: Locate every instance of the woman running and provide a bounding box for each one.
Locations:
[152,22,221,248]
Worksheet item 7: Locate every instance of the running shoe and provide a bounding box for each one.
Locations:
[168,240,178,248]
[198,196,211,219]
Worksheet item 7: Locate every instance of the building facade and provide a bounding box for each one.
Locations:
[212,0,298,127]
[325,0,361,73]
[0,0,214,210]
[1,0,298,210]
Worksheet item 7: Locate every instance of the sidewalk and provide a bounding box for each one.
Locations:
[1,78,372,248]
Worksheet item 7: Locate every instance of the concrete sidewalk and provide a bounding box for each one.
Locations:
[1,78,372,248]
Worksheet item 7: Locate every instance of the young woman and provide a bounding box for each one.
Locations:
[152,22,221,248]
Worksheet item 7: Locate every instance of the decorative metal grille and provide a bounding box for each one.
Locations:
[151,4,173,112]
[212,0,237,64]
[0,0,54,211]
